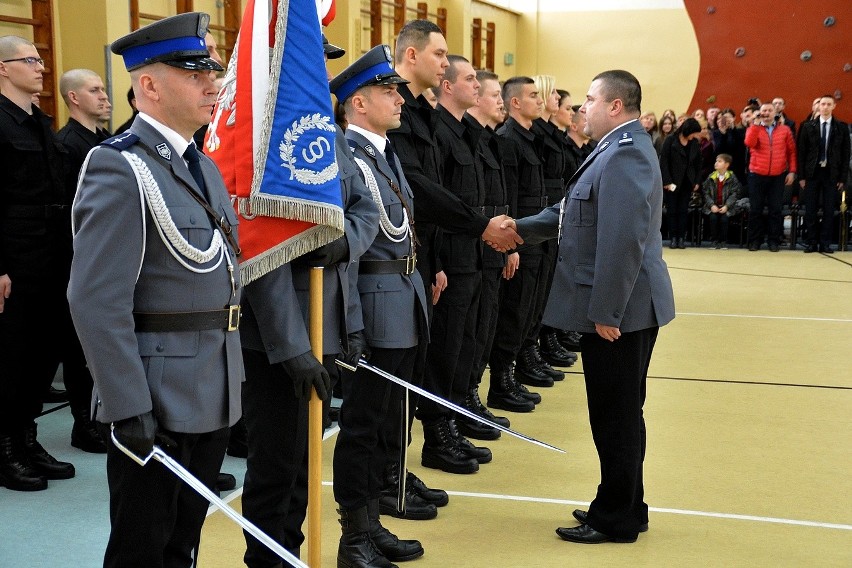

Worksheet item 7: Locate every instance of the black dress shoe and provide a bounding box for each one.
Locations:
[555,524,637,544]
[748,242,759,251]
[804,244,818,253]
[768,243,780,252]
[819,245,834,254]
[572,509,648,533]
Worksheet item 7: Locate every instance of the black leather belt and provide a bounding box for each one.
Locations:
[517,196,549,207]
[134,306,241,332]
[4,204,69,219]
[479,204,510,217]
[359,255,417,275]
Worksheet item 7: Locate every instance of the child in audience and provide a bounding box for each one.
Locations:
[702,153,742,249]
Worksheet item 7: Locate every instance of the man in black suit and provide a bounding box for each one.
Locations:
[797,95,850,253]
[508,70,676,544]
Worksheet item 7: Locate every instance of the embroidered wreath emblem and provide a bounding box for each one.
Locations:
[279,113,339,184]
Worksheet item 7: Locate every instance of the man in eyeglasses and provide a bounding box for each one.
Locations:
[0,35,76,492]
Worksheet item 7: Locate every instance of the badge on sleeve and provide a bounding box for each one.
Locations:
[156,143,172,160]
[618,133,633,146]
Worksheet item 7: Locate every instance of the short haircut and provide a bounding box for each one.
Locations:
[678,117,702,137]
[717,153,732,164]
[395,19,443,63]
[556,88,571,107]
[592,69,641,113]
[571,104,582,113]
[476,70,499,84]
[442,54,469,85]
[502,76,534,107]
[819,94,835,101]
[0,35,32,61]
[59,69,100,106]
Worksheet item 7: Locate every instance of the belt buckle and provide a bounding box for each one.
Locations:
[405,254,417,275]
[227,305,241,331]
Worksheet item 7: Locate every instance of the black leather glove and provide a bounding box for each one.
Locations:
[281,352,331,400]
[112,411,157,460]
[342,330,371,369]
[296,237,349,267]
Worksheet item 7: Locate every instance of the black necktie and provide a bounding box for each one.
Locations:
[819,121,827,163]
[183,144,209,201]
[384,139,401,183]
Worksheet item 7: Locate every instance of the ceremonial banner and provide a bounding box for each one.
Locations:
[318,0,337,26]
[206,0,344,284]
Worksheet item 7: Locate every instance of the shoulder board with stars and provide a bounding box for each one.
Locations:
[99,131,139,151]
[618,132,633,145]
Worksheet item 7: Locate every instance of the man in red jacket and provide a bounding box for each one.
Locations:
[744,102,797,251]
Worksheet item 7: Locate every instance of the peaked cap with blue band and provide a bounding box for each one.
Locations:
[329,44,409,103]
[111,12,224,72]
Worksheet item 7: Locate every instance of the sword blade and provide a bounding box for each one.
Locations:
[110,431,308,568]
[336,359,566,454]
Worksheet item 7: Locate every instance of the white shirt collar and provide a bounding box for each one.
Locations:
[138,112,194,160]
[599,118,640,144]
[347,124,387,154]
[820,117,832,127]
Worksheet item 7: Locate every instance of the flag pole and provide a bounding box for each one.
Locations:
[308,266,324,567]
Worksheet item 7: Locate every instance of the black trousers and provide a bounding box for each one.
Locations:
[526,239,558,349]
[241,348,310,567]
[664,186,691,240]
[747,173,785,246]
[470,267,503,389]
[706,212,730,243]
[334,347,416,510]
[0,284,64,435]
[579,327,658,540]
[488,249,545,372]
[101,425,229,568]
[419,271,481,421]
[804,168,838,247]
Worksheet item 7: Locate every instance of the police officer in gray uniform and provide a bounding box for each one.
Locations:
[67,13,243,567]
[331,45,429,568]
[239,34,380,566]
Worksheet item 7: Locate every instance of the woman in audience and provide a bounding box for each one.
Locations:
[660,117,703,248]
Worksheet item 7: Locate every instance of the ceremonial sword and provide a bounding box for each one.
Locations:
[111,428,308,568]
[336,358,566,454]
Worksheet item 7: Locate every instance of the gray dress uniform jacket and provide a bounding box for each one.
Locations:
[516,120,675,334]
[345,129,429,349]
[68,117,244,433]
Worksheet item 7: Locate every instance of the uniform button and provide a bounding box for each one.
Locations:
[377,283,383,289]
[558,256,563,262]
[156,344,164,352]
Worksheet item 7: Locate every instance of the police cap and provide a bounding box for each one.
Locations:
[111,12,224,73]
[329,45,408,103]
[323,34,345,60]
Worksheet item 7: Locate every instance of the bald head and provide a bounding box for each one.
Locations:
[0,35,33,61]
[59,69,101,105]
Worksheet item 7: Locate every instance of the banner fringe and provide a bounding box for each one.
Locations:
[239,224,343,284]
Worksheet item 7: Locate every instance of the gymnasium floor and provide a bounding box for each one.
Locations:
[3,247,851,567]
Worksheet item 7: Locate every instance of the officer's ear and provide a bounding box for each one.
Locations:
[350,90,368,115]
[609,98,623,116]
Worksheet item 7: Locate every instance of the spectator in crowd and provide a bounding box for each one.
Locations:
[706,106,720,130]
[566,103,595,174]
[113,87,137,135]
[745,102,797,251]
[738,104,757,130]
[655,114,675,156]
[702,153,742,249]
[697,119,716,180]
[0,35,76,492]
[661,108,676,123]
[772,96,796,136]
[797,95,850,253]
[660,117,703,248]
[692,108,705,122]
[713,108,747,182]
[640,111,659,145]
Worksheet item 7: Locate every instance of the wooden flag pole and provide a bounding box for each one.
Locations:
[308,266,324,567]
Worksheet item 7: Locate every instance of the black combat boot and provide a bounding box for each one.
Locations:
[338,506,397,568]
[557,330,581,352]
[486,369,535,413]
[421,418,479,474]
[71,406,107,454]
[20,424,75,480]
[379,464,438,520]
[532,344,567,380]
[405,469,448,507]
[539,332,575,369]
[447,419,491,464]
[0,434,47,491]
[507,368,542,404]
[464,386,510,428]
[514,346,554,388]
[367,499,424,562]
[457,389,501,440]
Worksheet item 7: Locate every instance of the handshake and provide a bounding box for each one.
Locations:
[482,214,522,252]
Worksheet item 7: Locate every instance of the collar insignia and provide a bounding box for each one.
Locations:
[364,144,376,157]
[618,133,633,145]
[156,143,171,160]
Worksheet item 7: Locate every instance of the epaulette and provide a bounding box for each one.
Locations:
[99,131,140,150]
[617,132,634,146]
